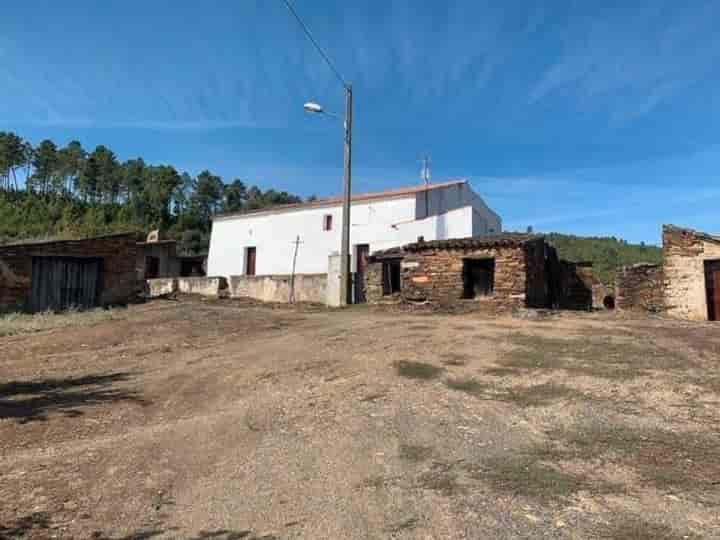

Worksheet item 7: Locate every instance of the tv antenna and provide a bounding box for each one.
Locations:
[420,156,431,186]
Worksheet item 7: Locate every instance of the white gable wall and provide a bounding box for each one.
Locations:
[207,197,474,277]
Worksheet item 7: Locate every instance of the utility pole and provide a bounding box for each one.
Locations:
[289,235,303,304]
[340,84,353,306]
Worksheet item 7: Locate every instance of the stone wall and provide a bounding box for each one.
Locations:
[396,245,530,310]
[615,263,664,313]
[136,241,179,279]
[229,274,327,304]
[146,276,228,298]
[0,233,138,312]
[663,225,720,320]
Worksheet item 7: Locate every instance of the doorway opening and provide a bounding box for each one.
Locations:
[704,260,720,321]
[463,258,495,299]
[382,259,402,295]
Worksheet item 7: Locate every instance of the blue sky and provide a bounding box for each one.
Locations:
[3,1,720,244]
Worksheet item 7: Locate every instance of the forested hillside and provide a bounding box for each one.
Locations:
[546,232,662,286]
[0,131,304,253]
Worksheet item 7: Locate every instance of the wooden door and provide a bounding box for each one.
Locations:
[705,261,720,321]
[30,257,102,313]
[245,247,256,276]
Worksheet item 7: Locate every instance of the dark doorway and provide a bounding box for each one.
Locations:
[382,259,402,295]
[30,257,103,312]
[354,244,370,304]
[705,260,720,321]
[463,258,495,298]
[145,256,160,279]
[245,247,256,276]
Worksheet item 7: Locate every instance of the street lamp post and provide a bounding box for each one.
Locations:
[304,83,353,306]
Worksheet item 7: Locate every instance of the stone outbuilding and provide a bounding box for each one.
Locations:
[614,225,720,321]
[663,225,720,321]
[0,233,139,313]
[363,234,593,311]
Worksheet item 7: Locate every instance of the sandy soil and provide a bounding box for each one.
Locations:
[1,297,719,539]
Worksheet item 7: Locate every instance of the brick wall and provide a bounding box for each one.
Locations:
[0,233,138,312]
[663,225,720,320]
[615,263,664,313]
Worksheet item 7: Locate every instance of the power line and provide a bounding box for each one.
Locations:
[282,0,348,88]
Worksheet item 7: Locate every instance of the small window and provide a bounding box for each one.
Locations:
[245,247,256,276]
[323,214,333,231]
[463,258,494,298]
[382,259,402,295]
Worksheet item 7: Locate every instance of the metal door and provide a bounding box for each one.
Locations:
[29,257,103,313]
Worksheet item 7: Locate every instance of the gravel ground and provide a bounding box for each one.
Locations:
[1,297,719,539]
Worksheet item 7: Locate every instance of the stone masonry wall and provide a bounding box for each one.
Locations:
[616,263,664,313]
[0,233,138,312]
[663,225,720,320]
[399,245,528,310]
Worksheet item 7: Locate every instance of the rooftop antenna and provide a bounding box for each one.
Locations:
[420,156,431,186]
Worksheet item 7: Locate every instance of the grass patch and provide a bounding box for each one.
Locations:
[0,308,124,337]
[445,378,584,407]
[416,470,462,496]
[501,334,688,380]
[477,455,591,502]
[594,515,700,540]
[395,360,444,380]
[553,423,720,495]
[399,444,433,462]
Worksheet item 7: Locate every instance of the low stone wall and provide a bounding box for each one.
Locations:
[146,276,227,298]
[229,274,327,304]
[177,276,227,297]
[147,278,178,297]
[615,263,664,313]
[0,233,138,312]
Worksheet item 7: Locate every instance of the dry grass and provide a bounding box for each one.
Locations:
[554,423,720,496]
[395,360,444,380]
[445,377,584,407]
[0,308,125,337]
[501,333,687,380]
[594,515,700,540]
[399,444,433,462]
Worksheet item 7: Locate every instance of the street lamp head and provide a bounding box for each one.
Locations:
[303,102,324,114]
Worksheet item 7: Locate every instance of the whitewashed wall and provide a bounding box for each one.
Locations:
[208,199,472,276]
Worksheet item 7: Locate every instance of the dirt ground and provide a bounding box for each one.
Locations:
[1,297,719,539]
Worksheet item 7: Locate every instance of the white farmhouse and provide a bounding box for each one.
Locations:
[207,179,501,279]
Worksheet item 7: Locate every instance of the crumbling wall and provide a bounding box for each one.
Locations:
[400,245,528,310]
[663,225,720,320]
[229,274,326,304]
[364,261,385,304]
[616,263,664,313]
[0,233,138,312]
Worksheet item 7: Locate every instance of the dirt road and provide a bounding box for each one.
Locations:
[1,298,719,539]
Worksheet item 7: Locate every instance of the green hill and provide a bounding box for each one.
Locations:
[545,232,662,287]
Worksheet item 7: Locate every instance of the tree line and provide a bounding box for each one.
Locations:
[0,131,304,252]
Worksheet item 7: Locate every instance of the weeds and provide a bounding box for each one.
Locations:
[395,360,444,380]
[445,377,583,407]
[399,444,433,462]
[0,308,124,337]
[501,334,687,380]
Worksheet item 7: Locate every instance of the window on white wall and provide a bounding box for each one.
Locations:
[323,214,333,231]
